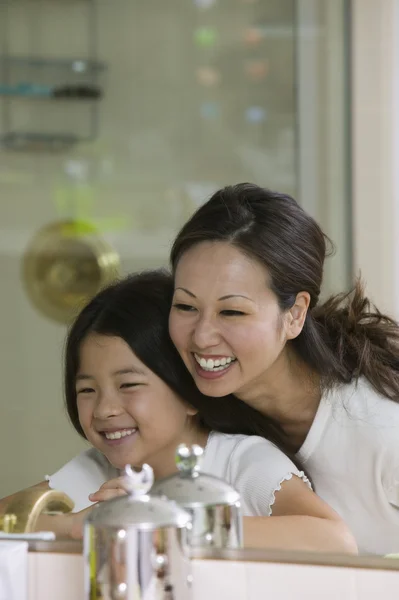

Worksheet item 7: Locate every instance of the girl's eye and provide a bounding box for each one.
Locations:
[77,387,94,394]
[221,310,246,316]
[173,303,196,312]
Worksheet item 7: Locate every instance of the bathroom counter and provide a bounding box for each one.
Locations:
[27,539,399,571]
[25,541,399,600]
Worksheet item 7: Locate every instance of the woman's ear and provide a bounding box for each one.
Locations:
[285,291,311,340]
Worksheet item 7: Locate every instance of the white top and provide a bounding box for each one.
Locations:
[296,377,399,555]
[47,431,309,517]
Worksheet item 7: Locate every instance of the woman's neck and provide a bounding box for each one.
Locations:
[236,348,322,450]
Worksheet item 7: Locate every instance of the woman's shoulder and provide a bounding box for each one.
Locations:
[329,377,399,425]
[313,377,399,464]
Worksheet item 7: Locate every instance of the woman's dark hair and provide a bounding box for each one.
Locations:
[170,183,399,401]
[64,269,304,469]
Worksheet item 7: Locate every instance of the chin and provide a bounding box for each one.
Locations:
[103,451,135,471]
[195,379,234,398]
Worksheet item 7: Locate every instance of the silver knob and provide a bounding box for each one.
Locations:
[123,463,154,496]
[176,444,204,477]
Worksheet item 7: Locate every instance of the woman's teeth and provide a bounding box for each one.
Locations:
[104,428,137,440]
[194,354,236,372]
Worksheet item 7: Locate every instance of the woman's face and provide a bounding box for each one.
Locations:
[169,241,301,401]
[76,333,197,477]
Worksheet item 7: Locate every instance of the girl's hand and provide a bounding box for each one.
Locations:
[68,506,94,540]
[67,478,130,540]
[88,476,129,503]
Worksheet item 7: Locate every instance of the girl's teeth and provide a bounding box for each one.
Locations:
[104,428,136,440]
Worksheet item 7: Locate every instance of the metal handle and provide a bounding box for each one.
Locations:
[123,463,154,496]
[176,444,204,477]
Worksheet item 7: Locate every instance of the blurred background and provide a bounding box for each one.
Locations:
[0,0,397,495]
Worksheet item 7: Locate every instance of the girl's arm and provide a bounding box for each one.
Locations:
[90,474,358,554]
[228,438,357,554]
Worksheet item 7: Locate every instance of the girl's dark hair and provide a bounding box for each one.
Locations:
[64,269,304,469]
[170,183,399,401]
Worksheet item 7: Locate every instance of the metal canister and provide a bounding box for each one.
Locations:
[151,445,243,549]
[84,463,192,600]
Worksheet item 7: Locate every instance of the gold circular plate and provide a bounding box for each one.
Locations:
[22,220,120,324]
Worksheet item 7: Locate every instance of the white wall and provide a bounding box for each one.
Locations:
[351,0,399,318]
[296,0,351,297]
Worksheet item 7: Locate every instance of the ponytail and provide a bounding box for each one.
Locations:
[294,279,399,400]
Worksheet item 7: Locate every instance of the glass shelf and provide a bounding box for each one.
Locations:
[0,82,102,99]
[1,56,106,74]
[1,132,79,152]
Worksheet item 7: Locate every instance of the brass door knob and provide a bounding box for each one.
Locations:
[22,220,120,324]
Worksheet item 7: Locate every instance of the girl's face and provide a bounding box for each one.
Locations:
[76,333,198,478]
[169,241,307,403]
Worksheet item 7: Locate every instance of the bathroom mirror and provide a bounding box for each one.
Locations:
[0,0,366,562]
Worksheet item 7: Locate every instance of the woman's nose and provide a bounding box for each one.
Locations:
[192,315,220,349]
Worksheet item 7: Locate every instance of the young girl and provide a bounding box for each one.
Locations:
[169,182,399,555]
[0,270,356,553]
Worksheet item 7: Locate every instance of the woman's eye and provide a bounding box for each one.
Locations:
[221,310,246,316]
[173,303,196,312]
[120,383,140,389]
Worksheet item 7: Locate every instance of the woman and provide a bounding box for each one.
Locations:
[168,182,399,555]
[0,270,356,553]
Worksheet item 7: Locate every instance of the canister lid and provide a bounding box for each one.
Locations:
[151,444,240,509]
[85,464,191,530]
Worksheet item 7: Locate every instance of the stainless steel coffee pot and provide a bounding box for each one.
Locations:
[151,444,243,549]
[84,463,193,600]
